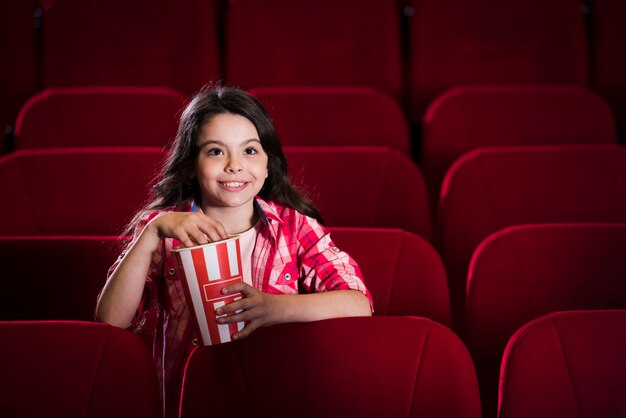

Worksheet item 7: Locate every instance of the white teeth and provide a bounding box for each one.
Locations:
[221,182,246,187]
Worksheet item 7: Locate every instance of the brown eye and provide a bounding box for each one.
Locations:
[207,148,223,156]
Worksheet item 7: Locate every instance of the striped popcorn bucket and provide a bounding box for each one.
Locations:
[171,236,245,345]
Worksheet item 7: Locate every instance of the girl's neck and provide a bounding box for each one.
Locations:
[201,202,258,235]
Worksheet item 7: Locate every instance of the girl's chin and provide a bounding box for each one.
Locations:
[203,196,256,209]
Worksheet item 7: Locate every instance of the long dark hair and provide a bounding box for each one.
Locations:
[128,84,322,233]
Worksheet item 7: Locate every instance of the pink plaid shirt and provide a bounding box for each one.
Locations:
[105,197,373,418]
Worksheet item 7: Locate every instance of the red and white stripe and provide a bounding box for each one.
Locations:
[174,238,244,345]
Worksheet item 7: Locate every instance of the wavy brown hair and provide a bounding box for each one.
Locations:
[127,84,322,234]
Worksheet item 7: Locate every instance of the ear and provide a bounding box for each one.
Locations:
[265,168,269,179]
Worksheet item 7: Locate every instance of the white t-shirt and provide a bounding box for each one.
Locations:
[236,221,261,286]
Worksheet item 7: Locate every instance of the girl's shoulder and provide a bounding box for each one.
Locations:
[256,197,325,236]
[256,197,302,224]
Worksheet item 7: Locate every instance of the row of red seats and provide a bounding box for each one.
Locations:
[3,310,625,418]
[1,0,625,134]
[2,223,625,416]
[6,85,620,205]
[2,144,625,242]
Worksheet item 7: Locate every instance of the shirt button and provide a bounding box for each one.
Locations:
[192,338,199,346]
[168,267,176,275]
[332,246,340,252]
[284,273,291,280]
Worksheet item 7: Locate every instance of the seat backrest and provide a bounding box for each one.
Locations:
[422,85,617,203]
[285,146,431,240]
[250,86,410,154]
[592,0,626,92]
[438,144,626,323]
[0,1,37,144]
[41,0,219,93]
[14,87,186,149]
[226,0,403,99]
[329,227,450,326]
[466,223,626,418]
[0,148,164,235]
[180,316,481,418]
[499,310,626,418]
[0,236,121,321]
[0,321,162,418]
[408,0,588,121]
[592,0,626,130]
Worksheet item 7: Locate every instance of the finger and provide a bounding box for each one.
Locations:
[211,219,229,241]
[205,228,225,243]
[189,230,210,246]
[232,320,260,340]
[215,298,249,315]
[217,310,249,324]
[176,231,196,248]
[197,216,229,241]
[221,282,257,297]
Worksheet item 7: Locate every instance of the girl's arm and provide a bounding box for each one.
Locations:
[95,224,161,328]
[96,211,229,328]
[215,284,371,340]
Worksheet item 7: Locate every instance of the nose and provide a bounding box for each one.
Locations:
[225,155,243,173]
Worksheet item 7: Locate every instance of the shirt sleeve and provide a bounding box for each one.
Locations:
[296,213,374,312]
[99,210,164,336]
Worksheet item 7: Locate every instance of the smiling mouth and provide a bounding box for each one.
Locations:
[219,181,248,187]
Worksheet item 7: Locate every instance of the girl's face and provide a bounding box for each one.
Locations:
[194,113,269,212]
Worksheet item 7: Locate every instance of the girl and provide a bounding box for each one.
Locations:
[96,84,373,418]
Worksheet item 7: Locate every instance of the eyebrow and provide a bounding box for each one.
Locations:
[197,138,262,148]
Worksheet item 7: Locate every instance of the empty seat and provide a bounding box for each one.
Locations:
[465,223,626,418]
[422,85,617,204]
[438,144,626,324]
[0,321,161,418]
[13,87,185,149]
[329,227,450,326]
[499,310,626,418]
[250,86,411,154]
[285,146,431,239]
[180,316,481,418]
[408,0,588,121]
[0,1,37,146]
[0,236,121,321]
[592,0,626,134]
[0,148,164,235]
[226,0,403,99]
[41,0,219,93]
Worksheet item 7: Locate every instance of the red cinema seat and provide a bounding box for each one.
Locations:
[422,85,617,205]
[465,224,626,418]
[250,86,411,154]
[0,148,165,235]
[13,87,186,149]
[0,236,121,321]
[0,321,162,418]
[408,0,588,122]
[592,0,626,135]
[437,144,626,325]
[226,0,403,100]
[40,0,219,93]
[285,146,431,240]
[499,310,626,418]
[329,227,451,326]
[0,1,37,148]
[180,316,481,418]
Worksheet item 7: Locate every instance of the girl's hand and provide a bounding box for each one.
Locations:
[147,212,229,247]
[215,283,280,340]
